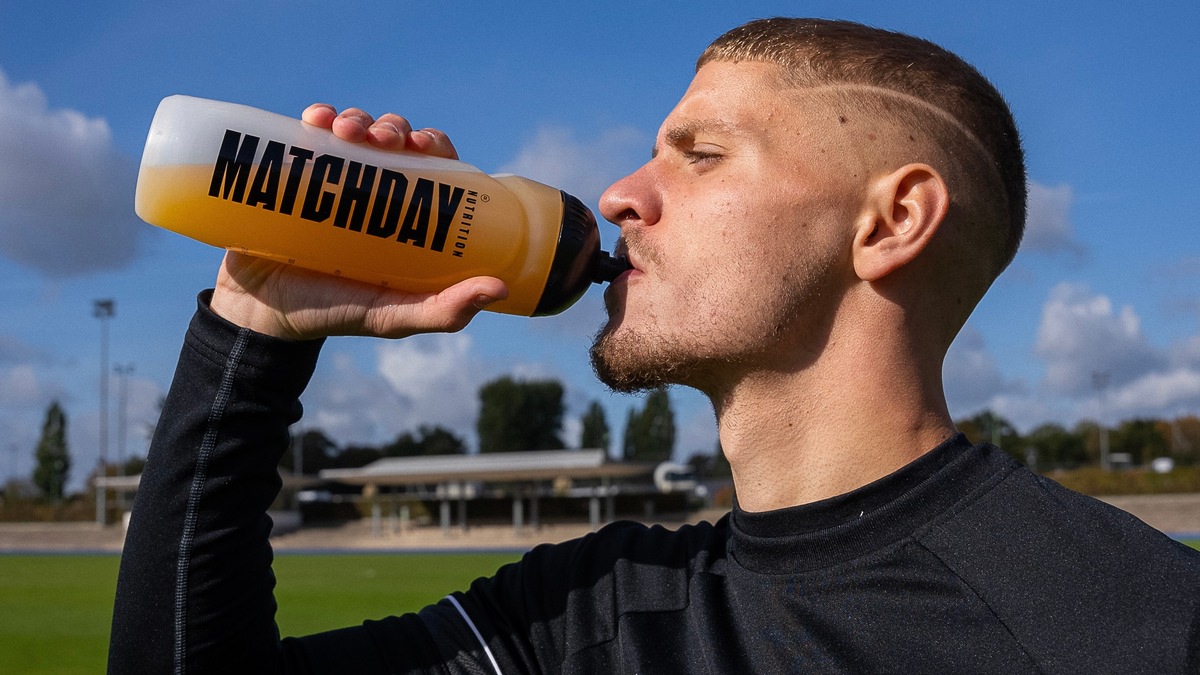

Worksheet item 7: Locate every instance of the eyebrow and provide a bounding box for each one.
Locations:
[651,119,740,159]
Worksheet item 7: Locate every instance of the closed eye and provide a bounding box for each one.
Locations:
[683,149,723,166]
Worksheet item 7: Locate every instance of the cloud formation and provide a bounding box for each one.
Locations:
[945,284,1200,432]
[497,125,647,337]
[1023,181,1085,257]
[1032,283,1199,422]
[944,324,1024,414]
[1035,283,1165,395]
[300,334,495,449]
[0,69,147,276]
[498,125,647,205]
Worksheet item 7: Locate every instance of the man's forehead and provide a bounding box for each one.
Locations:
[661,66,992,175]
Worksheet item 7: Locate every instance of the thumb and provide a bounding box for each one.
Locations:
[367,277,508,338]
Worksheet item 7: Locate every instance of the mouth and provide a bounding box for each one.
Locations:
[613,239,642,277]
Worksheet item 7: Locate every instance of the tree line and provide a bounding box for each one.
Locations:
[12,380,1199,503]
[279,378,678,475]
[956,410,1200,471]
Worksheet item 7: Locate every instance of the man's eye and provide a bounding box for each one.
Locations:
[684,150,722,165]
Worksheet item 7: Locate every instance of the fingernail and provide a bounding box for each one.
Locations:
[473,294,500,309]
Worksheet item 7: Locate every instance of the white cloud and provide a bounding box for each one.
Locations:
[498,125,647,205]
[1174,335,1200,368]
[0,333,56,366]
[0,365,57,406]
[301,351,418,447]
[1031,283,1199,422]
[1022,181,1085,257]
[937,285,1200,433]
[944,324,1024,414]
[1107,369,1200,416]
[0,68,148,276]
[1035,283,1165,395]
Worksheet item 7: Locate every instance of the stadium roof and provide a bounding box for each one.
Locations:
[319,449,656,486]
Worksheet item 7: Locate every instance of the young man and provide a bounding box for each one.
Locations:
[109,18,1200,673]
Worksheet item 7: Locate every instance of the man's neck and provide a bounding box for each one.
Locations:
[712,339,956,512]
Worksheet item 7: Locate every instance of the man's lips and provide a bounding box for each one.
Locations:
[613,241,642,274]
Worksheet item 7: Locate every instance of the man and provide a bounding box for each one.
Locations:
[109,17,1200,673]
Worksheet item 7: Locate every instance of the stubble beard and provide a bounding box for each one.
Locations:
[590,320,693,394]
[588,251,838,396]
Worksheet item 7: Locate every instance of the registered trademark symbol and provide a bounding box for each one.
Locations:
[480,193,491,202]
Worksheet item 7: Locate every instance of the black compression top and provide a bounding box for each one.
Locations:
[108,293,1200,673]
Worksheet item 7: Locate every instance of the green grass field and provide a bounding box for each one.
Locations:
[3,543,1199,673]
[0,551,521,675]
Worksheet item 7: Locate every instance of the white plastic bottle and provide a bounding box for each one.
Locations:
[135,95,628,316]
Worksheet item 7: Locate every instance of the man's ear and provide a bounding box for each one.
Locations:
[852,164,949,282]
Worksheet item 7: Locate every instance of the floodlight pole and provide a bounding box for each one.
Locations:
[1092,372,1111,471]
[114,364,134,479]
[94,299,115,525]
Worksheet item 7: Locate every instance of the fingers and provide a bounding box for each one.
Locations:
[301,104,458,158]
[329,108,376,143]
[368,112,414,151]
[365,277,508,338]
[406,126,458,159]
[301,103,337,128]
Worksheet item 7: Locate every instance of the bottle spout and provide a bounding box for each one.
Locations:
[593,250,632,284]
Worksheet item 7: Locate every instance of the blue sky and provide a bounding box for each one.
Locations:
[1,1,1198,491]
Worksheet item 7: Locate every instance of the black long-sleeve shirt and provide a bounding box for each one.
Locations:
[109,294,1200,673]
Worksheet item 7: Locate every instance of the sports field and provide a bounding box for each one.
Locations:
[0,551,521,674]
[4,542,1199,673]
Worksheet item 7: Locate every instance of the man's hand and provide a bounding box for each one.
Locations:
[209,106,507,340]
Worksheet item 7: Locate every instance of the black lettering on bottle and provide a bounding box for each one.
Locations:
[245,140,286,210]
[208,130,259,202]
[333,161,378,232]
[280,146,314,216]
[300,154,344,222]
[397,178,434,247]
[366,169,409,238]
[430,184,465,253]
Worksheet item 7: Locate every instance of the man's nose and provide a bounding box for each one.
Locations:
[599,163,661,230]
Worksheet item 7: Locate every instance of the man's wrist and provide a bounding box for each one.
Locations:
[209,286,295,339]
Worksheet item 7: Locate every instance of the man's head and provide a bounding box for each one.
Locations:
[591,18,1025,395]
[698,18,1026,274]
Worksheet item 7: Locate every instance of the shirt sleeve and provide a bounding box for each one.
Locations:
[108,291,328,672]
[106,292,600,674]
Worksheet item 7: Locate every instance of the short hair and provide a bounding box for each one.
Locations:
[698,18,1026,276]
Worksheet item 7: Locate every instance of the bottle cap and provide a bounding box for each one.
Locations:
[533,192,630,316]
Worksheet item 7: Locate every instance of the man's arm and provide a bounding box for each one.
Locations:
[108,292,324,672]
[108,107,509,672]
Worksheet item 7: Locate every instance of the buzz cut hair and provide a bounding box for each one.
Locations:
[698,18,1027,276]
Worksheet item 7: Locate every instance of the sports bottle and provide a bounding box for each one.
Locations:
[135,95,629,316]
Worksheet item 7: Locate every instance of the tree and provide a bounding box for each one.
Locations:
[382,426,467,457]
[477,376,565,453]
[33,400,70,502]
[1110,419,1168,466]
[331,444,383,469]
[686,444,731,479]
[580,401,610,452]
[1072,419,1103,466]
[277,428,338,475]
[623,388,676,463]
[1158,416,1200,465]
[1023,423,1088,470]
[955,410,1022,461]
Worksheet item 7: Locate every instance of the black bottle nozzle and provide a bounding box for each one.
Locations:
[593,250,632,284]
[534,191,633,316]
